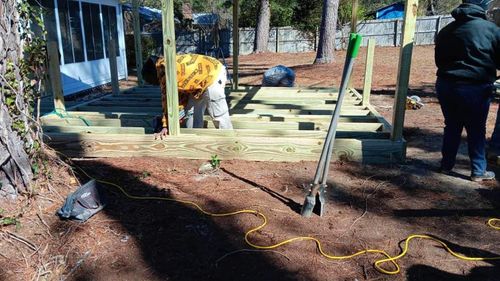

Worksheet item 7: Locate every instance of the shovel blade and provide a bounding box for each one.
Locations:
[318,187,326,217]
[300,195,316,217]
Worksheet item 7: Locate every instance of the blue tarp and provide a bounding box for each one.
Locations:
[122,4,162,22]
[193,13,218,25]
[375,2,404,19]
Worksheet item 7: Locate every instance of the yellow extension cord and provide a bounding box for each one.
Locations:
[71,164,500,275]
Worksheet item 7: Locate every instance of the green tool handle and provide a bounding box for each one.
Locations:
[347,33,363,58]
[312,33,363,186]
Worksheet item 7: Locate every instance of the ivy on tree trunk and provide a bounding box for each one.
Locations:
[0,0,44,199]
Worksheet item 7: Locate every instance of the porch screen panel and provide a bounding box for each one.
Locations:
[68,0,84,62]
[82,2,104,60]
[57,0,84,63]
[102,5,119,57]
[57,0,73,64]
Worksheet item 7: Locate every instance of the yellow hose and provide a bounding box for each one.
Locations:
[70,162,500,275]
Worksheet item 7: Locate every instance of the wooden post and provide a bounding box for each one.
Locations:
[108,39,120,95]
[132,0,143,86]
[362,39,375,107]
[394,19,400,46]
[47,41,65,112]
[351,0,358,33]
[161,0,180,136]
[391,0,418,142]
[232,0,239,90]
[275,27,279,53]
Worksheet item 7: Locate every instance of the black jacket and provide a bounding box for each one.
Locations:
[435,4,500,84]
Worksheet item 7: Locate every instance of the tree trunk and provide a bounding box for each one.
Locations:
[314,0,340,64]
[426,0,437,16]
[0,0,41,199]
[254,0,271,53]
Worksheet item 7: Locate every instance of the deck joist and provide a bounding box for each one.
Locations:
[41,86,406,163]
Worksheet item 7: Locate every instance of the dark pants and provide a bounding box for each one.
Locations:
[436,77,492,176]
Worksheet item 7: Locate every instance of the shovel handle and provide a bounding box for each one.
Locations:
[347,33,363,59]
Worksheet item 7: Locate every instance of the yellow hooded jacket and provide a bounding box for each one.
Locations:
[156,54,223,99]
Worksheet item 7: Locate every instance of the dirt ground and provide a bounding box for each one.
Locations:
[1,46,499,281]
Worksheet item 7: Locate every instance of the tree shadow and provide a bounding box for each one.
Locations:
[406,235,500,281]
[50,160,300,281]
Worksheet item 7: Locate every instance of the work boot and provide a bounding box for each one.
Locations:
[438,166,452,175]
[471,171,496,182]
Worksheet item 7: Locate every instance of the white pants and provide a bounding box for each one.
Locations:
[184,67,233,129]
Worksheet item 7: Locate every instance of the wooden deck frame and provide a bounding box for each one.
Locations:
[40,0,420,164]
[42,86,405,163]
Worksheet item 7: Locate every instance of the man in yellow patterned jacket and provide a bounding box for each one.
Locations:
[143,54,233,138]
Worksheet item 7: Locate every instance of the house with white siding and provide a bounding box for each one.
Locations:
[38,0,128,96]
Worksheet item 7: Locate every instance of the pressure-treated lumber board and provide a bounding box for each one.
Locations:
[75,106,163,113]
[229,108,371,116]
[230,103,364,111]
[232,0,239,89]
[44,133,405,163]
[87,100,362,110]
[42,116,383,132]
[42,117,154,128]
[41,115,383,132]
[42,126,389,139]
[102,96,361,105]
[350,89,392,132]
[392,0,418,141]
[362,39,375,106]
[205,121,383,131]
[43,125,149,134]
[73,105,370,116]
[161,0,180,135]
[108,39,120,95]
[227,114,381,123]
[132,0,143,86]
[47,41,65,111]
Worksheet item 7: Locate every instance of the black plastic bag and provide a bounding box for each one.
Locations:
[57,180,107,222]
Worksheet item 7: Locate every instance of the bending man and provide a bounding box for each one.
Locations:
[143,54,233,138]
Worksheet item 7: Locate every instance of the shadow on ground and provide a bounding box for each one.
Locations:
[406,236,500,281]
[51,160,300,281]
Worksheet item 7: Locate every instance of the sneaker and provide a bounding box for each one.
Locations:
[471,171,496,182]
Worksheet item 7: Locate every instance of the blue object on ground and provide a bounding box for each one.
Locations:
[262,65,296,87]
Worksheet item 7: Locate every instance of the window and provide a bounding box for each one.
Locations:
[82,2,104,60]
[57,0,84,64]
[102,5,119,57]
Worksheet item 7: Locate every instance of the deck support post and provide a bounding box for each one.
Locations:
[108,39,120,95]
[391,0,418,142]
[232,0,239,90]
[362,39,375,106]
[47,41,65,112]
[161,0,180,135]
[132,0,143,86]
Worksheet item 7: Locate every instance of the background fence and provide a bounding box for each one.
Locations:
[128,15,454,64]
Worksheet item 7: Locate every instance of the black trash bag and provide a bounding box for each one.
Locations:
[57,180,106,222]
[262,65,296,87]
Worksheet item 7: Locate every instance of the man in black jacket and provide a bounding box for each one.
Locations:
[435,0,499,181]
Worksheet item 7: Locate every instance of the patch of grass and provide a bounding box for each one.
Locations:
[138,170,151,179]
[0,208,21,230]
[210,155,221,169]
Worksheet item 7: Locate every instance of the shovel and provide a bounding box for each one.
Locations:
[301,33,363,217]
